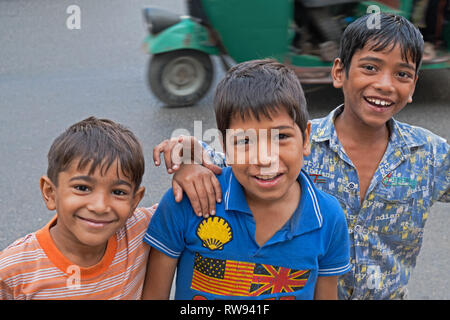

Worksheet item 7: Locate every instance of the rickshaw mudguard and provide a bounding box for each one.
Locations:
[144,18,220,56]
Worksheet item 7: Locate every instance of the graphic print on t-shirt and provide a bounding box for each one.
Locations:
[190,252,310,297]
[196,216,233,251]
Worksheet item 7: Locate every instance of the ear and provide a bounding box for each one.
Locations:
[40,176,57,211]
[302,122,311,157]
[131,186,146,213]
[331,58,345,89]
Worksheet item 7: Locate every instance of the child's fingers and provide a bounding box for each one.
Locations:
[210,175,222,204]
[153,140,169,166]
[193,179,210,218]
[183,184,203,217]
[202,175,217,216]
[172,180,184,203]
[163,140,180,173]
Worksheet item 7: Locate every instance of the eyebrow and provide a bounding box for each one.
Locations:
[397,62,416,72]
[228,125,295,137]
[359,56,416,71]
[69,176,132,188]
[271,125,294,130]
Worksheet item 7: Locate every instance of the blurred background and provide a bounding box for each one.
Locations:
[0,0,448,299]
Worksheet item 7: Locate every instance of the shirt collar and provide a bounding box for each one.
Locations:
[390,118,428,150]
[311,104,427,151]
[223,168,323,236]
[310,104,343,143]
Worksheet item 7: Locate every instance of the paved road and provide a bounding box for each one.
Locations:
[0,0,448,299]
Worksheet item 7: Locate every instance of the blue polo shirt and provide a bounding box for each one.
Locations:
[144,167,351,300]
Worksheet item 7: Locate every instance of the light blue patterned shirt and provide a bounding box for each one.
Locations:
[202,105,449,299]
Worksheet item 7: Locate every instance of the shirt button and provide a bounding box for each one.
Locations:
[354,225,363,233]
[347,182,356,190]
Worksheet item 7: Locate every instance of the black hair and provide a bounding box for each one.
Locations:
[339,13,424,77]
[47,117,145,192]
[214,59,309,145]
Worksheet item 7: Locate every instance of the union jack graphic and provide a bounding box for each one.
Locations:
[249,264,310,296]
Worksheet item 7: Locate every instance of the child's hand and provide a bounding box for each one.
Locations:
[172,164,222,218]
[153,135,222,174]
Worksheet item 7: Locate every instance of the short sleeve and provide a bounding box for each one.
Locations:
[433,141,450,203]
[143,190,189,259]
[318,202,351,277]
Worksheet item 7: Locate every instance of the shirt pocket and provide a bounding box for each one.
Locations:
[374,194,423,245]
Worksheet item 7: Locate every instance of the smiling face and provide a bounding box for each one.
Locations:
[225,108,311,206]
[40,158,145,251]
[332,42,418,129]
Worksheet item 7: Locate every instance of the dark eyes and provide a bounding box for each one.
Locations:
[235,133,289,145]
[362,65,376,72]
[73,185,128,196]
[397,71,413,79]
[274,133,289,140]
[361,65,413,80]
[235,137,250,145]
[112,190,127,196]
[74,185,89,192]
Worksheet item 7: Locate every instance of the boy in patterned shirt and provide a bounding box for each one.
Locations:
[0,117,155,299]
[153,13,449,299]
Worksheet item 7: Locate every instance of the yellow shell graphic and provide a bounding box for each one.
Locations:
[196,216,233,250]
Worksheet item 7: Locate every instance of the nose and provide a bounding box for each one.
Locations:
[86,191,111,214]
[249,132,279,167]
[373,71,394,94]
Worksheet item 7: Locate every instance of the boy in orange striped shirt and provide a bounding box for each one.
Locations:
[0,117,154,299]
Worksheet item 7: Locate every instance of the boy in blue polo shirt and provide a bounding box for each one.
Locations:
[142,59,350,300]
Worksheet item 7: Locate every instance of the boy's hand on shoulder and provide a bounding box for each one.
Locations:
[153,135,222,174]
[153,135,223,218]
[172,164,222,218]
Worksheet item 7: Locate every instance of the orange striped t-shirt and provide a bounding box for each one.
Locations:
[0,207,154,300]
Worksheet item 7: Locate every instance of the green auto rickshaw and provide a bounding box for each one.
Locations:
[142,0,450,106]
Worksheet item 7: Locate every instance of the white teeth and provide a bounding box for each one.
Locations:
[367,97,392,106]
[255,174,278,180]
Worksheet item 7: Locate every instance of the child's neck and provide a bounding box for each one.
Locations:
[245,181,301,247]
[49,222,108,268]
[334,108,390,203]
[334,109,390,144]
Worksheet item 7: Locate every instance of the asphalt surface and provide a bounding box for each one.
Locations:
[0,0,448,299]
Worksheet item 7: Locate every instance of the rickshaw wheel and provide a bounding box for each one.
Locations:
[148,49,213,107]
